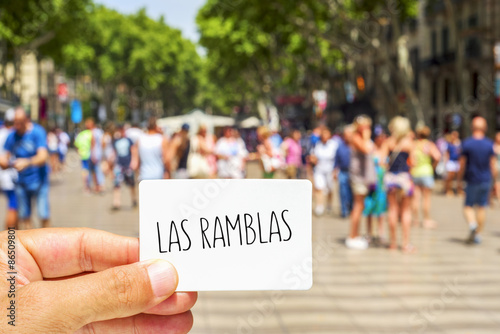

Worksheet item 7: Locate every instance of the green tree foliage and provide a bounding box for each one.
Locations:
[197,0,345,113]
[60,6,202,116]
[197,0,419,117]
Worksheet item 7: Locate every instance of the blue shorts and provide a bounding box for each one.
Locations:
[59,152,66,163]
[465,182,491,207]
[412,176,435,189]
[15,181,50,220]
[82,159,90,171]
[3,190,18,210]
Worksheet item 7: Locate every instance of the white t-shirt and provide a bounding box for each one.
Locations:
[215,137,247,178]
[47,132,58,152]
[126,127,144,144]
[0,127,17,190]
[312,139,339,174]
[138,133,164,180]
[58,132,70,155]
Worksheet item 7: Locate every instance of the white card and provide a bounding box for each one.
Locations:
[139,179,313,291]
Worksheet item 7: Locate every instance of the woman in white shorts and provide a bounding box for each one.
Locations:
[310,127,338,216]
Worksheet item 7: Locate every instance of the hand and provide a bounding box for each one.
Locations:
[333,171,338,181]
[309,155,318,165]
[0,228,196,334]
[13,158,31,172]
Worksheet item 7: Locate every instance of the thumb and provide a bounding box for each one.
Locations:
[15,260,177,333]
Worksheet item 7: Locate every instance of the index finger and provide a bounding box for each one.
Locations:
[18,228,139,279]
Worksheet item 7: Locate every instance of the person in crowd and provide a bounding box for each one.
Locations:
[167,123,190,179]
[255,126,279,179]
[197,124,217,178]
[270,130,283,151]
[56,127,70,169]
[112,125,137,210]
[433,131,448,179]
[74,119,93,193]
[362,126,387,245]
[382,116,415,253]
[47,127,60,174]
[310,127,338,216]
[458,116,496,245]
[89,120,105,193]
[334,125,353,218]
[214,127,247,179]
[0,109,18,229]
[187,125,211,179]
[493,132,500,204]
[444,130,462,196]
[133,117,168,181]
[281,129,302,179]
[0,107,50,230]
[102,121,116,181]
[233,128,249,178]
[411,125,441,229]
[346,115,375,250]
[0,228,196,333]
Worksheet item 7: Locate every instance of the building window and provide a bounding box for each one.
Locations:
[468,14,478,28]
[444,78,451,104]
[432,79,438,107]
[386,25,393,42]
[431,31,437,58]
[442,27,449,54]
[472,72,479,99]
[466,37,481,58]
[409,19,418,33]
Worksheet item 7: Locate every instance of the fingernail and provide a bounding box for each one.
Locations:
[147,260,178,298]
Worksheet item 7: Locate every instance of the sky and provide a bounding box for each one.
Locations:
[95,0,207,42]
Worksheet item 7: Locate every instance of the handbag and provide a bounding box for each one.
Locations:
[187,136,210,178]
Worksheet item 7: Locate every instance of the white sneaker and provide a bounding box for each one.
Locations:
[315,205,325,216]
[345,237,369,250]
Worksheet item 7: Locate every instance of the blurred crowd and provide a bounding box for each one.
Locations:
[1,107,499,254]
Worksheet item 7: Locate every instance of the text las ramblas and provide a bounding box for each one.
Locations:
[156,209,293,252]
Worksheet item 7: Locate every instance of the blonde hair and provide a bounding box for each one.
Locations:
[388,116,411,141]
[257,126,271,139]
[415,125,431,139]
[197,124,207,135]
[343,124,355,134]
[353,115,372,131]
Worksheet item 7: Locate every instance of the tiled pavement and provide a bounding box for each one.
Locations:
[2,151,500,333]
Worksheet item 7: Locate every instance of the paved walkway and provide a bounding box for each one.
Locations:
[2,152,500,333]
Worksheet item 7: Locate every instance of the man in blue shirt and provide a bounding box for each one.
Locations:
[0,108,50,229]
[334,125,354,218]
[459,116,497,244]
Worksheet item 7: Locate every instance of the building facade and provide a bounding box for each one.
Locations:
[413,0,499,134]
